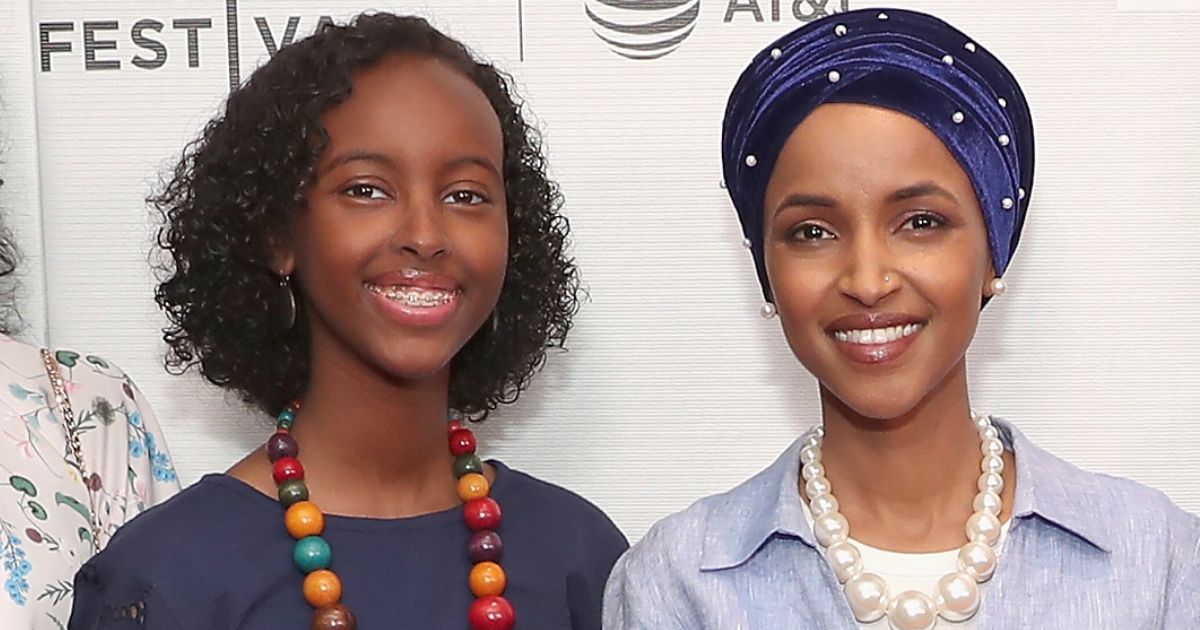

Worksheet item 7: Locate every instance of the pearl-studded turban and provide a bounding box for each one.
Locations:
[722,8,1034,301]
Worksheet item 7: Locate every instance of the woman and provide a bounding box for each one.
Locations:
[604,8,1197,629]
[69,13,627,630]
[0,210,179,627]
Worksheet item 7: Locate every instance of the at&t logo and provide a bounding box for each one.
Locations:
[723,0,850,22]
[585,0,701,60]
[585,0,850,60]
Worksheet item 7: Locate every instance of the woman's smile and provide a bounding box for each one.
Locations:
[827,312,927,365]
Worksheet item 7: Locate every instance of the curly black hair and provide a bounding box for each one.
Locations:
[0,174,22,335]
[153,13,578,418]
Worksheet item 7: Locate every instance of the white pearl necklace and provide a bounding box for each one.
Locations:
[801,415,1005,630]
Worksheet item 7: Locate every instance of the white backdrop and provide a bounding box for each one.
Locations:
[1,0,1198,540]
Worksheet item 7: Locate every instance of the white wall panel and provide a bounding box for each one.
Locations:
[3,0,1196,539]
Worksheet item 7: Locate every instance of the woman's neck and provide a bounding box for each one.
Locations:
[813,362,1015,552]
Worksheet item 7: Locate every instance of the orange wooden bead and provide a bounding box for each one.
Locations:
[286,501,325,539]
[457,473,490,502]
[303,569,342,608]
[469,561,507,597]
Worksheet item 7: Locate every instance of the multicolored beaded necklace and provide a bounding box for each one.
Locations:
[266,401,516,630]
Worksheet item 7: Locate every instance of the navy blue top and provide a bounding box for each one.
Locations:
[68,462,628,629]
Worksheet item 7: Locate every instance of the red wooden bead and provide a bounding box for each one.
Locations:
[289,399,303,412]
[449,429,477,456]
[468,596,515,630]
[272,457,305,485]
[446,419,465,434]
[464,497,502,531]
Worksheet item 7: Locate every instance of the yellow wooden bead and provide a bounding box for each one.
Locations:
[457,473,490,502]
[285,501,325,539]
[469,561,507,597]
[303,569,342,608]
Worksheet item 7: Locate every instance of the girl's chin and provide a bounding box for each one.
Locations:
[365,342,462,382]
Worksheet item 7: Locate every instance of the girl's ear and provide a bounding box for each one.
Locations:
[269,229,297,277]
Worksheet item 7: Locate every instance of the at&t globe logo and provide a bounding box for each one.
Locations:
[585,0,701,60]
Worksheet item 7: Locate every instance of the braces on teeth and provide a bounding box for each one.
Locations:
[367,284,455,306]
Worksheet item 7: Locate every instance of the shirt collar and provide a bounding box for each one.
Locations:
[700,435,814,571]
[700,417,1112,572]
[998,418,1113,553]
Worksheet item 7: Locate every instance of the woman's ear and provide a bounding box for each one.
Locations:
[982,261,1006,298]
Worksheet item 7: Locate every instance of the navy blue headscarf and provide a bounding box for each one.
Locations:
[722,8,1034,301]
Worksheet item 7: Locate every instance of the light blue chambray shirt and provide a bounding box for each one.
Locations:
[603,419,1200,629]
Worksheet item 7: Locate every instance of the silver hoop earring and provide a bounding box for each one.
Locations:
[276,274,297,330]
[490,310,500,335]
[760,303,777,319]
[989,277,1007,297]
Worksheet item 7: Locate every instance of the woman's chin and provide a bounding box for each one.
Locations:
[823,384,925,425]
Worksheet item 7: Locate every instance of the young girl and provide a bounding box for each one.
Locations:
[604,8,1198,629]
[70,13,626,630]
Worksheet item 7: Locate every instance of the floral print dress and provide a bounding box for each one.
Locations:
[0,334,180,629]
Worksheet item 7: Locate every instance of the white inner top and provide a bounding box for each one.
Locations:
[801,500,1011,629]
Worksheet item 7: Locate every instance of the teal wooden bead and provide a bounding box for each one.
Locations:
[278,479,309,507]
[293,536,332,573]
[276,409,295,430]
[453,454,483,479]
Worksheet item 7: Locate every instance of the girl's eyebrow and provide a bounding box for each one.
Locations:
[320,150,397,175]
